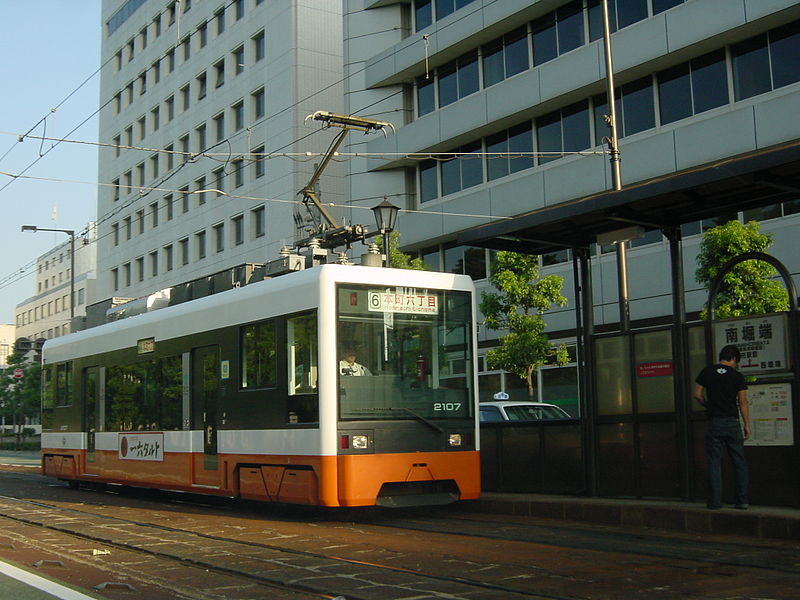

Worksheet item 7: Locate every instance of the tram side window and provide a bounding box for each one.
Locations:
[105,356,182,431]
[55,362,73,407]
[41,365,55,429]
[286,311,319,423]
[241,320,277,388]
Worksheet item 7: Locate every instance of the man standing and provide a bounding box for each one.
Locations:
[693,344,751,510]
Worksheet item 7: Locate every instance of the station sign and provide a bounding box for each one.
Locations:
[713,314,788,374]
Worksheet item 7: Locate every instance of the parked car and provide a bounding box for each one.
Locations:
[479,401,572,423]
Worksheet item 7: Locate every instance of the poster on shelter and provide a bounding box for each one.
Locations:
[745,383,793,446]
[713,314,788,375]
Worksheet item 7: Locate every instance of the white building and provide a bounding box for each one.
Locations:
[97,0,345,300]
[0,324,14,368]
[15,224,98,341]
[343,0,800,396]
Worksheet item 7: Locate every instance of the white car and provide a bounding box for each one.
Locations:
[479,401,572,423]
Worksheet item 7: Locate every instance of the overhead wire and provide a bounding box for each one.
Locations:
[3,0,509,290]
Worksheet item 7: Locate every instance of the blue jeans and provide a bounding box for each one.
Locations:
[705,416,748,507]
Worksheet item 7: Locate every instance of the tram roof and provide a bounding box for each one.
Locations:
[457,141,800,255]
[42,264,474,363]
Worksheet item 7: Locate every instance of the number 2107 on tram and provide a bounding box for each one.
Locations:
[41,264,480,507]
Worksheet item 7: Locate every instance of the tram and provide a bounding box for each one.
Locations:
[40,264,480,507]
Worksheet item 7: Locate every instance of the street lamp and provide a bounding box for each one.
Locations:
[21,225,76,322]
[371,199,399,268]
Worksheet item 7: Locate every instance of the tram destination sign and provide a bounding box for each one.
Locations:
[713,314,788,374]
[368,289,439,315]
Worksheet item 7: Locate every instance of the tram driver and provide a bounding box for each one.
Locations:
[339,348,372,376]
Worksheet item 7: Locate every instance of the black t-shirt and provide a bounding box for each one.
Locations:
[696,364,747,418]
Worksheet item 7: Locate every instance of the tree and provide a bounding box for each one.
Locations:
[696,220,789,319]
[0,350,42,447]
[480,251,569,398]
[376,230,428,271]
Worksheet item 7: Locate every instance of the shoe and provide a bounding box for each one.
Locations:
[734,504,749,510]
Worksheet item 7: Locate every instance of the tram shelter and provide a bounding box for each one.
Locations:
[459,141,800,507]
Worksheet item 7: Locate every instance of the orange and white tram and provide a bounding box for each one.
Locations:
[41,264,480,507]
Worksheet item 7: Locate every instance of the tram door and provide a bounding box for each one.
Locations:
[192,345,220,486]
[84,367,101,475]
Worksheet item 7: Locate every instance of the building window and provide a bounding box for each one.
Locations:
[165,144,175,171]
[136,257,145,282]
[196,230,207,259]
[180,84,190,111]
[419,159,438,203]
[482,26,529,88]
[150,202,159,228]
[111,268,119,291]
[164,195,174,221]
[232,158,244,188]
[196,72,207,100]
[233,45,244,75]
[124,262,131,287]
[150,153,159,179]
[235,0,244,20]
[167,48,175,72]
[214,222,225,253]
[165,95,175,121]
[214,112,225,142]
[252,145,265,179]
[252,87,265,120]
[180,186,190,213]
[440,141,483,196]
[124,216,132,240]
[137,209,145,234]
[232,214,244,245]
[195,123,207,152]
[181,35,191,61]
[486,123,533,180]
[198,21,208,47]
[215,7,225,36]
[232,100,244,131]
[150,251,159,277]
[253,30,265,62]
[195,176,207,205]
[112,178,120,201]
[112,223,119,246]
[179,238,189,265]
[417,76,435,117]
[212,167,225,195]
[252,205,265,238]
[437,51,479,108]
[619,76,654,136]
[536,101,590,165]
[164,244,174,272]
[214,58,225,88]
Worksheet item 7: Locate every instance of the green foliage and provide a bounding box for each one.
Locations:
[0,352,42,448]
[377,230,428,271]
[696,220,789,318]
[480,251,568,398]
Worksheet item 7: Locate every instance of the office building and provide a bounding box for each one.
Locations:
[97,0,344,300]
[343,0,800,396]
[15,224,97,341]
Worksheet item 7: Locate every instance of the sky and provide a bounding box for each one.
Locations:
[0,1,101,326]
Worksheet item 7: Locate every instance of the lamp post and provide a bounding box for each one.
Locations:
[371,199,399,268]
[21,225,76,322]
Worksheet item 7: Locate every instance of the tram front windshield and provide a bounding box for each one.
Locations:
[337,284,473,421]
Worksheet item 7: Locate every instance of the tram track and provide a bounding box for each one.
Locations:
[364,510,800,575]
[0,492,578,600]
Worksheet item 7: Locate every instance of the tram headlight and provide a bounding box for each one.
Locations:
[352,434,370,449]
[448,433,463,447]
